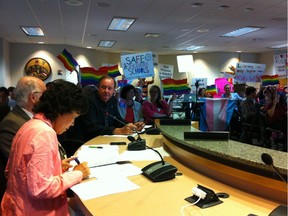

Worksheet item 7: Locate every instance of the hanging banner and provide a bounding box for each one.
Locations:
[234,62,266,83]
[158,64,174,79]
[274,53,287,76]
[121,52,154,79]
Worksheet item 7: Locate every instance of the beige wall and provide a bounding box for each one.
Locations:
[0,42,284,88]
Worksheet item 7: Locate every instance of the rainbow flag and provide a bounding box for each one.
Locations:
[99,65,121,78]
[162,78,190,95]
[206,85,217,96]
[57,49,78,72]
[261,75,279,86]
[80,67,106,86]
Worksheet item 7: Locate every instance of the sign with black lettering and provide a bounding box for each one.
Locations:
[158,64,174,79]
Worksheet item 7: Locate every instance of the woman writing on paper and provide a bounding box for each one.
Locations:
[1,80,90,216]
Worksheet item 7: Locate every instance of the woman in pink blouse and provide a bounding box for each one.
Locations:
[142,85,176,124]
[1,80,90,216]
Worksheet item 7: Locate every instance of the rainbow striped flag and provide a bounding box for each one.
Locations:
[206,85,217,96]
[99,65,121,78]
[57,49,78,72]
[261,75,279,86]
[162,78,190,95]
[80,67,106,86]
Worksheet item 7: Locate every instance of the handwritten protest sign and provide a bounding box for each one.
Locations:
[121,52,154,79]
[274,53,287,76]
[234,62,265,83]
[158,64,174,79]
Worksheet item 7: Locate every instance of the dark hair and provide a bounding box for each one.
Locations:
[245,86,256,96]
[120,84,135,99]
[198,88,205,96]
[7,86,15,93]
[0,87,8,95]
[98,75,116,89]
[149,85,163,108]
[32,80,88,121]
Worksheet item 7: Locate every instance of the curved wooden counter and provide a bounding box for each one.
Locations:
[158,124,287,205]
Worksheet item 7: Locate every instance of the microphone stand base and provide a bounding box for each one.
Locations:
[127,140,146,151]
[142,161,178,182]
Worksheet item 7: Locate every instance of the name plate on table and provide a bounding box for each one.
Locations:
[184,131,229,140]
[160,119,191,125]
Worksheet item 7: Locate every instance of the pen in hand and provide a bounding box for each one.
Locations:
[73,157,80,165]
[88,146,103,149]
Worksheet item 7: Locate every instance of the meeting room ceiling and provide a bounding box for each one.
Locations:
[0,0,287,54]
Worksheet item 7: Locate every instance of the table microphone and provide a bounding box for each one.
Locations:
[261,153,287,183]
[261,153,287,216]
[141,145,178,182]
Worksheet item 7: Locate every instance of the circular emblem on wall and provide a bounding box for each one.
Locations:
[24,57,52,81]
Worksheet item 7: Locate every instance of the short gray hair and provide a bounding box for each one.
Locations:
[15,77,42,107]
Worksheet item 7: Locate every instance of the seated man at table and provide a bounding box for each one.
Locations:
[68,76,145,142]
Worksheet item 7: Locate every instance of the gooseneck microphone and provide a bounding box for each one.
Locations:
[128,127,178,182]
[145,146,165,165]
[261,153,287,183]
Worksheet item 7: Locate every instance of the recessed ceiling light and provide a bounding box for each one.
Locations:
[196,29,209,33]
[98,40,116,48]
[269,43,288,49]
[95,2,111,7]
[190,3,203,7]
[64,0,83,6]
[183,45,205,51]
[271,18,286,22]
[88,33,98,37]
[86,46,92,49]
[145,33,160,38]
[222,27,262,37]
[244,8,255,12]
[108,17,136,31]
[218,5,229,10]
[38,42,44,44]
[237,50,242,53]
[20,26,45,36]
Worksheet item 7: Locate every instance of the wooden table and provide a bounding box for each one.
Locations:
[74,134,283,216]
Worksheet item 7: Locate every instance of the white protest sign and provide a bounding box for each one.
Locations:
[234,62,266,83]
[158,64,174,79]
[121,52,154,79]
[191,78,207,92]
[274,53,287,76]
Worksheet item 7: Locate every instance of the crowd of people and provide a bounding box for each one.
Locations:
[0,75,287,215]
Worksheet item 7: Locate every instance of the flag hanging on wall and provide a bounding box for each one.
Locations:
[99,65,121,78]
[261,75,279,86]
[161,78,190,95]
[80,67,106,86]
[57,49,78,72]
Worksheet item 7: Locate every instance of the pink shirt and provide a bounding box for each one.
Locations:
[1,113,83,216]
[142,100,170,120]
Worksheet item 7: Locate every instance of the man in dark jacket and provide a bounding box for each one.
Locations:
[70,76,144,142]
